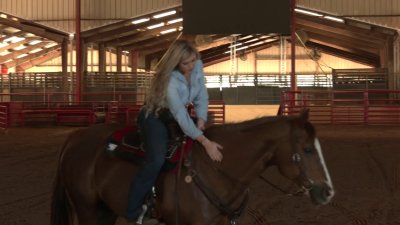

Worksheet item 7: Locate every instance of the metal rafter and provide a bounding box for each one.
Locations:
[4,45,60,68]
[111,23,182,48]
[306,41,379,66]
[81,6,182,38]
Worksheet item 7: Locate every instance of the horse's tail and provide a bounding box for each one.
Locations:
[50,136,72,225]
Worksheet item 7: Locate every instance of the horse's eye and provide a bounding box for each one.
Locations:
[304,147,313,153]
[292,153,301,162]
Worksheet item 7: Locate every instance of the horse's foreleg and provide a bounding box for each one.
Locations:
[74,203,117,225]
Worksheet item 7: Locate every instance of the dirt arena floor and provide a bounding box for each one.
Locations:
[1,121,400,225]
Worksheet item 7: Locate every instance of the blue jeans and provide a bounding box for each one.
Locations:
[127,109,168,220]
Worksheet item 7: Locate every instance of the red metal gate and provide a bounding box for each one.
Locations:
[0,103,9,129]
[280,90,400,125]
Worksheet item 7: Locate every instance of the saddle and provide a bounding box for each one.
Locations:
[105,125,193,171]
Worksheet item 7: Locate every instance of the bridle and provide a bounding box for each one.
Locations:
[259,135,315,196]
[177,144,250,225]
[187,166,249,225]
[174,132,315,225]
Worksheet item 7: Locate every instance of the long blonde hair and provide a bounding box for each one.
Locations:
[145,39,200,114]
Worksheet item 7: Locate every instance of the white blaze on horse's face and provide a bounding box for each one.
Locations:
[302,138,335,205]
[314,138,334,192]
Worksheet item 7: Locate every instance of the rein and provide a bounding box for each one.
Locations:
[258,175,309,196]
[190,167,249,225]
[183,144,250,225]
[174,138,187,225]
[258,135,313,197]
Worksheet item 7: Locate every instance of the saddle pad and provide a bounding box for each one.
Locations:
[106,126,194,172]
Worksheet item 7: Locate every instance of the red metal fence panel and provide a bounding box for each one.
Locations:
[0,92,225,127]
[280,90,400,125]
[0,103,9,129]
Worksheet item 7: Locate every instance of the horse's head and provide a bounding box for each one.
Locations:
[274,109,334,205]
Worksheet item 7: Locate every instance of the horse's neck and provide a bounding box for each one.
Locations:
[190,147,249,210]
[196,118,290,190]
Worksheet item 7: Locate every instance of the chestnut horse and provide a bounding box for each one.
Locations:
[51,110,334,225]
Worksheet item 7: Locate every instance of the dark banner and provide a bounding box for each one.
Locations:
[183,0,291,35]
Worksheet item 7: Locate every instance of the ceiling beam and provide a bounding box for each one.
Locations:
[81,6,182,38]
[0,31,25,42]
[4,45,60,68]
[112,32,178,50]
[305,32,379,54]
[0,37,38,52]
[17,49,61,71]
[296,15,391,41]
[0,41,51,63]
[202,42,276,66]
[105,22,182,47]
[83,10,182,43]
[306,41,379,67]
[0,18,66,42]
[139,41,174,56]
[296,23,385,47]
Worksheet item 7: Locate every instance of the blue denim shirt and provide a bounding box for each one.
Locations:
[166,60,209,139]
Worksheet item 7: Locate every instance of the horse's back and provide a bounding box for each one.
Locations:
[60,124,124,206]
[61,123,122,164]
[60,123,145,217]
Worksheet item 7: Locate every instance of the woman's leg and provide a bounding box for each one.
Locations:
[127,111,168,221]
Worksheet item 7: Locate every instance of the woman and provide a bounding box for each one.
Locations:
[127,39,223,223]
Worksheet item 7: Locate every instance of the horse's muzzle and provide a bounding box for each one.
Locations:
[309,182,335,205]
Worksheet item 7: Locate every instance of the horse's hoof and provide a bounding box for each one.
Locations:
[142,218,160,225]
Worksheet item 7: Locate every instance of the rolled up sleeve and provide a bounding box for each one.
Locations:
[167,79,203,139]
[193,61,209,121]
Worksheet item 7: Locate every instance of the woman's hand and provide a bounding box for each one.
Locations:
[197,118,206,130]
[200,138,223,162]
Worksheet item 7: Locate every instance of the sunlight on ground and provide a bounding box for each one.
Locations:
[225,105,280,123]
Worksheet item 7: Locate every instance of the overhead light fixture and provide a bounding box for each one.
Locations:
[13,45,27,50]
[16,53,28,59]
[69,33,75,40]
[264,38,277,42]
[235,46,248,51]
[160,28,177,34]
[248,41,265,47]
[324,16,344,23]
[147,22,165,29]
[224,46,248,54]
[0,42,9,48]
[0,51,9,56]
[228,43,243,48]
[259,35,272,39]
[244,38,259,43]
[239,35,253,40]
[29,40,42,45]
[167,18,182,25]
[153,10,176,19]
[295,8,323,17]
[44,43,58,48]
[0,14,7,19]
[29,48,43,54]
[4,36,25,43]
[132,18,150,24]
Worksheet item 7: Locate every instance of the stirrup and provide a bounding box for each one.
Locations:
[135,204,148,225]
[135,204,159,225]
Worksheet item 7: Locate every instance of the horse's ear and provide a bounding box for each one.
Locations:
[299,108,310,122]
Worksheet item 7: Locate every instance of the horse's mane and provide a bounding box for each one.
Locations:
[207,115,288,133]
[206,114,316,138]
